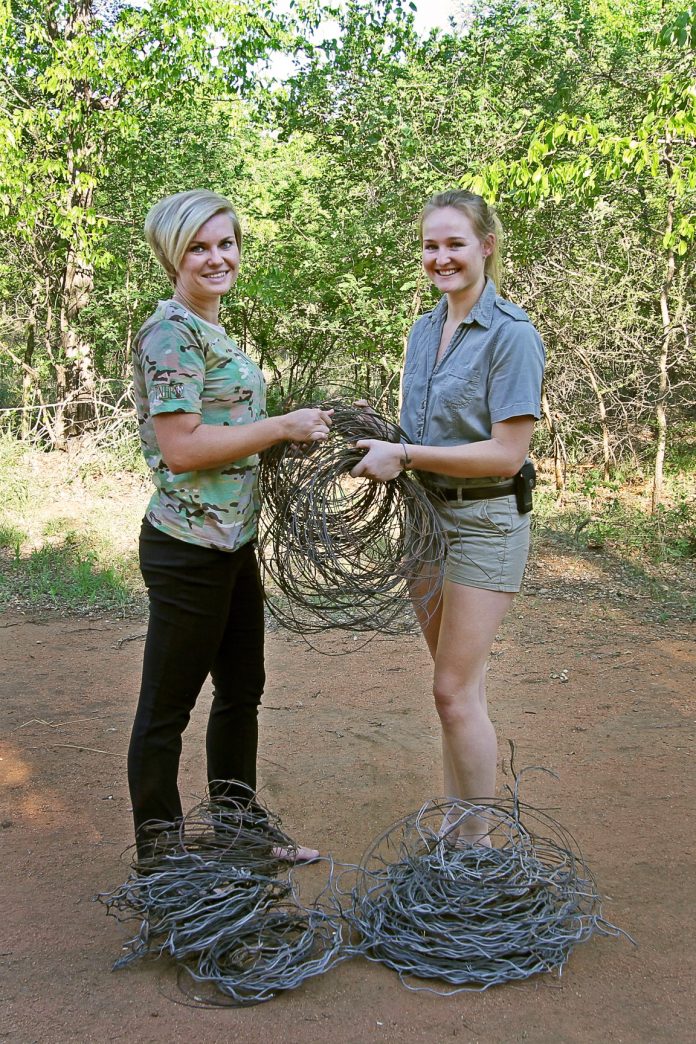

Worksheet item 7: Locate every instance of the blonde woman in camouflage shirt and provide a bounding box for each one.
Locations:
[130,189,332,860]
[352,191,545,845]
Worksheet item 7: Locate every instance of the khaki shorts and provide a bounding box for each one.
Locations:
[433,494,531,592]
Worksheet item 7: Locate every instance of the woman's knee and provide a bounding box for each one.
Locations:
[432,677,484,726]
[211,670,265,716]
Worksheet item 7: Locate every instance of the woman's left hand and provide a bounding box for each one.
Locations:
[350,439,403,482]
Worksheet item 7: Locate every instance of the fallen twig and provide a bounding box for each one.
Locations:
[24,743,127,757]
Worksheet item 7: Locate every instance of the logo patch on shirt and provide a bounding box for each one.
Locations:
[152,382,185,401]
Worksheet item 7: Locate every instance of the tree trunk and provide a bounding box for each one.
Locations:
[541,389,565,493]
[41,283,67,449]
[652,276,672,513]
[54,364,68,450]
[21,286,41,440]
[123,264,136,377]
[577,350,612,480]
[56,2,100,434]
[58,177,96,434]
[652,141,676,514]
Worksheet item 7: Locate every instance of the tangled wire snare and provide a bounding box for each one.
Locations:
[348,796,631,992]
[98,787,348,1004]
[100,789,298,967]
[181,901,349,1007]
[258,400,446,635]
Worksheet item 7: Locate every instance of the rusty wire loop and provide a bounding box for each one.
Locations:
[257,400,447,636]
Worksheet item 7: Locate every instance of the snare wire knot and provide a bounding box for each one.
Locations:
[346,790,634,993]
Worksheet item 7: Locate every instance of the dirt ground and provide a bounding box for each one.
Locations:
[2,536,694,1044]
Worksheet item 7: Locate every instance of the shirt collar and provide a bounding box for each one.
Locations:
[429,276,497,331]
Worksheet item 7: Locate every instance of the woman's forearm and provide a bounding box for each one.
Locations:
[406,437,526,479]
[154,407,332,474]
[154,416,285,473]
[352,417,534,483]
[409,416,535,479]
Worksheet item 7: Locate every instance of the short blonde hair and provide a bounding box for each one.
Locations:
[420,189,504,289]
[144,189,242,285]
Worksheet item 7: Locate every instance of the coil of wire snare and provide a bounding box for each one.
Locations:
[186,902,348,1006]
[257,400,447,635]
[348,794,630,992]
[100,783,630,1002]
[99,789,348,1005]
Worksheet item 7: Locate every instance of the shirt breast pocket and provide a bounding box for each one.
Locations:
[439,369,481,409]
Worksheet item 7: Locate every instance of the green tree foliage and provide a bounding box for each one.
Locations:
[0,0,294,439]
[0,0,693,508]
[470,1,695,504]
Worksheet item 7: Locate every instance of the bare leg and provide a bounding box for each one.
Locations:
[442,664,488,797]
[413,568,467,831]
[411,567,502,835]
[409,567,511,843]
[411,568,506,842]
[411,569,464,835]
[431,582,513,843]
[409,563,443,660]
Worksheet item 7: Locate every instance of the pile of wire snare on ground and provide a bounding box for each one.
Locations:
[99,782,631,1005]
[258,400,447,636]
[346,787,632,991]
[99,792,350,1006]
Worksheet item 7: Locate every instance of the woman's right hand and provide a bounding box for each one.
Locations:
[281,407,333,444]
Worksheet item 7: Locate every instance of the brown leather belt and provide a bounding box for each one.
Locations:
[436,481,516,501]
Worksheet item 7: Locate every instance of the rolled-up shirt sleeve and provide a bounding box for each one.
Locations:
[487,321,545,423]
[139,320,205,416]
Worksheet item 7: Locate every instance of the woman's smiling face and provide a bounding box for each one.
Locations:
[175,212,240,307]
[421,207,492,297]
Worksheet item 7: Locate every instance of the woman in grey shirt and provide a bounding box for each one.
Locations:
[352,190,545,844]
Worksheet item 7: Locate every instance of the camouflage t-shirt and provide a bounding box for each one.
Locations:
[133,299,266,552]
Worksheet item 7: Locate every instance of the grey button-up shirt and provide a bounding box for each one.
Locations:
[399,278,545,490]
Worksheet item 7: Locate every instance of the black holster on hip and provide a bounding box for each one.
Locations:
[514,460,536,514]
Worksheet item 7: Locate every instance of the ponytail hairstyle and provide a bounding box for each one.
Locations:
[419,189,504,289]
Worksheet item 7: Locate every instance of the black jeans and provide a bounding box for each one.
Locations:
[127,519,265,850]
